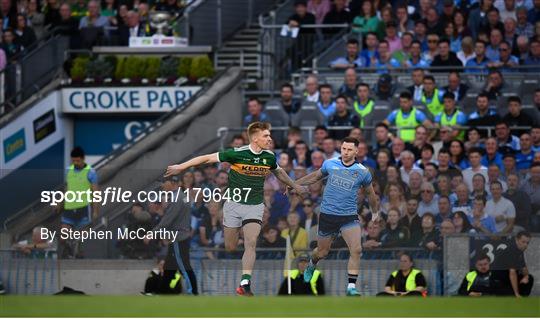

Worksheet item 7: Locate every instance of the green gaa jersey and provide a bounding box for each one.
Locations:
[218,145,278,205]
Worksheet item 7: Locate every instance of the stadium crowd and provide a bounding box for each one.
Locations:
[284,0,540,72]
[0,0,191,63]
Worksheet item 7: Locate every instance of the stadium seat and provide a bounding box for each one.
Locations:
[264,102,289,127]
[291,102,324,127]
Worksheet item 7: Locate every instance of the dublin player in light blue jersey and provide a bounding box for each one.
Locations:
[294,136,380,296]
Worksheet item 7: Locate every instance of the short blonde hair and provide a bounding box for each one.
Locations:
[247,122,271,140]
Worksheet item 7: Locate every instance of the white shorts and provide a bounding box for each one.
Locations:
[222,201,264,228]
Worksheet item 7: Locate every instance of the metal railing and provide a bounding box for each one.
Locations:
[258,18,350,90]
[176,0,277,47]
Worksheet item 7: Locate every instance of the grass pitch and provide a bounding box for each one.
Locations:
[1,295,539,317]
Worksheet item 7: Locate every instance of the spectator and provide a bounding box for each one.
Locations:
[307,0,331,24]
[471,173,490,201]
[321,137,339,159]
[418,182,439,218]
[278,253,325,295]
[303,74,320,102]
[243,98,268,127]
[338,67,357,102]
[492,231,534,297]
[375,148,391,179]
[311,125,328,150]
[465,127,484,151]
[467,93,500,138]
[198,201,224,253]
[118,10,148,46]
[527,1,539,23]
[391,137,407,166]
[351,0,382,37]
[330,38,365,69]
[482,8,505,37]
[449,140,469,170]
[435,92,467,141]
[466,40,491,73]
[439,219,456,236]
[486,181,516,234]
[502,152,519,178]
[405,40,430,69]
[384,21,402,55]
[436,195,454,224]
[515,35,530,62]
[486,28,504,61]
[287,0,316,69]
[70,0,88,21]
[2,28,20,58]
[516,6,534,38]
[377,253,427,296]
[443,72,469,102]
[374,40,401,72]
[523,39,540,72]
[453,183,473,215]
[360,32,380,67]
[399,197,423,244]
[292,141,311,168]
[454,11,472,39]
[384,91,432,143]
[363,220,383,250]
[503,18,519,53]
[489,40,520,71]
[417,213,441,251]
[371,122,392,158]
[532,125,540,152]
[26,0,45,40]
[422,33,440,65]
[520,162,540,231]
[79,0,110,29]
[54,3,79,45]
[316,84,336,123]
[495,121,521,153]
[453,210,475,233]
[278,83,302,125]
[426,7,444,36]
[421,75,444,119]
[373,73,396,101]
[407,68,425,102]
[516,133,535,171]
[154,0,184,16]
[481,137,504,171]
[391,32,413,65]
[381,208,410,248]
[259,225,286,249]
[437,149,460,179]
[457,36,476,66]
[414,19,428,50]
[281,212,308,250]
[381,183,407,214]
[458,254,502,296]
[395,5,414,35]
[469,0,494,39]
[327,95,359,140]
[301,198,318,244]
[400,151,422,186]
[431,39,463,72]
[322,0,351,36]
[12,226,56,257]
[504,173,532,231]
[357,141,376,169]
[469,196,497,233]
[500,0,518,20]
[463,148,488,191]
[415,143,436,169]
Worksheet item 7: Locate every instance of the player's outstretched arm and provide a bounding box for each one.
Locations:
[365,183,381,221]
[295,169,324,186]
[164,153,219,177]
[272,167,304,194]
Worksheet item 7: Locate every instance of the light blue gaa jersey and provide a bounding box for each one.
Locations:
[320,157,372,216]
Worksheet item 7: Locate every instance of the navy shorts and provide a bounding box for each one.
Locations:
[317,212,360,238]
[62,206,91,229]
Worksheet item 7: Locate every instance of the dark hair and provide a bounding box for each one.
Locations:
[314,125,328,132]
[231,134,244,141]
[495,120,509,128]
[319,84,332,92]
[438,38,450,46]
[421,144,435,154]
[516,230,531,240]
[248,97,260,104]
[443,92,455,101]
[475,253,490,263]
[375,122,389,130]
[438,148,451,156]
[356,82,370,90]
[365,31,378,39]
[453,211,473,233]
[399,91,413,100]
[281,83,294,91]
[477,92,489,100]
[342,136,359,146]
[473,195,486,205]
[335,94,348,104]
[468,147,484,157]
[423,75,435,82]
[399,252,414,263]
[507,96,521,104]
[411,40,422,47]
[70,146,85,158]
[490,180,503,189]
[347,38,359,46]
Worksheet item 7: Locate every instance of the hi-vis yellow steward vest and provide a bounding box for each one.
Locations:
[396,108,419,142]
[391,269,421,292]
[65,164,92,210]
[289,269,321,295]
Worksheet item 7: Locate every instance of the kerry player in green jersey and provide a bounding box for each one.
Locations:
[165,122,304,296]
